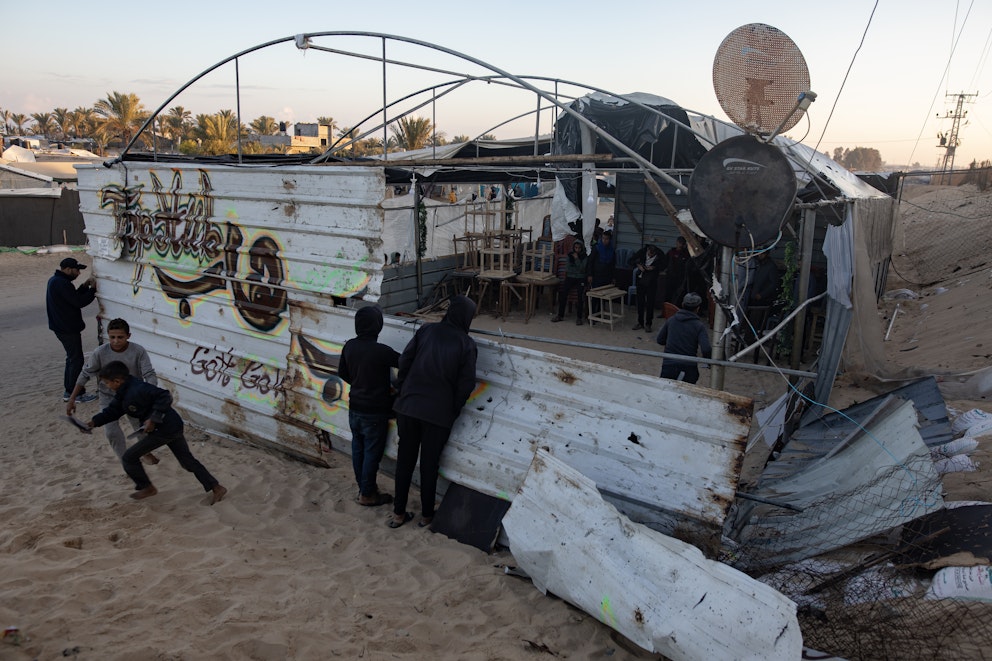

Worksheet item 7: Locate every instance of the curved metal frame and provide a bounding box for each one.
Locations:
[106,31,722,194]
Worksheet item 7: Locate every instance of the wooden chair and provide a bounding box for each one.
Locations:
[517,241,559,320]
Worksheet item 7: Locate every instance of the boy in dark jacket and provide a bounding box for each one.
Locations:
[87,361,227,504]
[338,306,400,507]
[656,292,712,385]
[389,295,478,528]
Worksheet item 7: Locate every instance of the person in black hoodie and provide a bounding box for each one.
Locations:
[46,257,98,402]
[389,295,478,529]
[338,306,400,507]
[656,292,712,385]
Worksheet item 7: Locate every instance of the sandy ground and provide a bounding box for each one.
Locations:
[0,252,661,660]
[1,184,991,659]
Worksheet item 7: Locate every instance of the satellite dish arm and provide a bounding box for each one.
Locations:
[763,91,817,143]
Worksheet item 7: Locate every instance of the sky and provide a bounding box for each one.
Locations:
[3,0,991,169]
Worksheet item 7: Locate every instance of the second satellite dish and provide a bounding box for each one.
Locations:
[688,134,797,247]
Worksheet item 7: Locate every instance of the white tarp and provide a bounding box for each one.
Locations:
[381,191,553,263]
[503,450,802,661]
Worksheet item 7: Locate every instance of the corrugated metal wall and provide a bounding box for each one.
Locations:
[75,161,755,537]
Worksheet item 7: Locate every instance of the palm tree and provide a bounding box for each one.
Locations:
[69,106,96,139]
[316,116,337,132]
[335,126,362,154]
[52,107,70,141]
[390,116,436,151]
[192,110,240,155]
[365,135,398,154]
[94,91,148,149]
[0,109,11,135]
[452,134,471,143]
[10,113,28,135]
[30,112,54,139]
[166,106,192,144]
[250,115,278,136]
[427,132,448,147]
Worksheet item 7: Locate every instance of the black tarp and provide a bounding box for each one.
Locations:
[552,93,709,208]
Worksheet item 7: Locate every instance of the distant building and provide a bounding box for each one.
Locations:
[255,123,334,154]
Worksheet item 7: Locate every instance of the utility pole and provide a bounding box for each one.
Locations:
[936,92,977,183]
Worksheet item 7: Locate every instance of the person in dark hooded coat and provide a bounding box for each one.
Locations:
[389,295,478,528]
[338,305,400,507]
[656,292,712,385]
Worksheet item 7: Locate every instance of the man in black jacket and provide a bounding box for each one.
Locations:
[46,257,98,403]
[389,295,478,529]
[656,292,712,385]
[338,306,400,507]
[629,244,666,333]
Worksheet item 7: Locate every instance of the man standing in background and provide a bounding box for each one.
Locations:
[46,257,98,403]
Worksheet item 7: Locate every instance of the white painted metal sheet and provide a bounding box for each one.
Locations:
[286,297,752,534]
[503,450,803,660]
[75,162,752,533]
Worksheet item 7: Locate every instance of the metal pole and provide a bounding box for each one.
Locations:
[381,37,388,160]
[710,246,733,390]
[413,174,423,300]
[533,94,541,156]
[791,208,817,369]
[235,57,243,164]
[473,328,818,379]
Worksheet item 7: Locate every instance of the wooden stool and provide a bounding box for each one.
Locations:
[499,280,532,321]
[477,274,513,315]
[586,286,626,330]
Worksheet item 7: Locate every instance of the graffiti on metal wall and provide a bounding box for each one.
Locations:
[295,332,346,406]
[189,345,288,397]
[100,169,288,332]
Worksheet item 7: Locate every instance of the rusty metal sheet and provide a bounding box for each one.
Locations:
[76,162,752,534]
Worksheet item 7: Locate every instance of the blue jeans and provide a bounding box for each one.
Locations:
[55,331,84,394]
[349,410,390,497]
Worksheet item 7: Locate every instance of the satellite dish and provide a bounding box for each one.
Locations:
[713,23,811,135]
[688,134,797,247]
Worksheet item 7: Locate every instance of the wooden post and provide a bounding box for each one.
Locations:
[642,175,704,257]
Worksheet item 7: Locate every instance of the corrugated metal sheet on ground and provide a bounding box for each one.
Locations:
[730,397,944,570]
[769,377,952,482]
[503,450,802,661]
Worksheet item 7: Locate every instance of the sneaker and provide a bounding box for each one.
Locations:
[77,393,98,404]
[550,315,563,323]
[632,323,644,330]
[63,392,72,402]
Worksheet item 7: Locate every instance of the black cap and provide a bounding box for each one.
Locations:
[60,257,87,270]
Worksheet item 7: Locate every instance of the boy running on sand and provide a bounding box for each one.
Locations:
[87,361,227,504]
